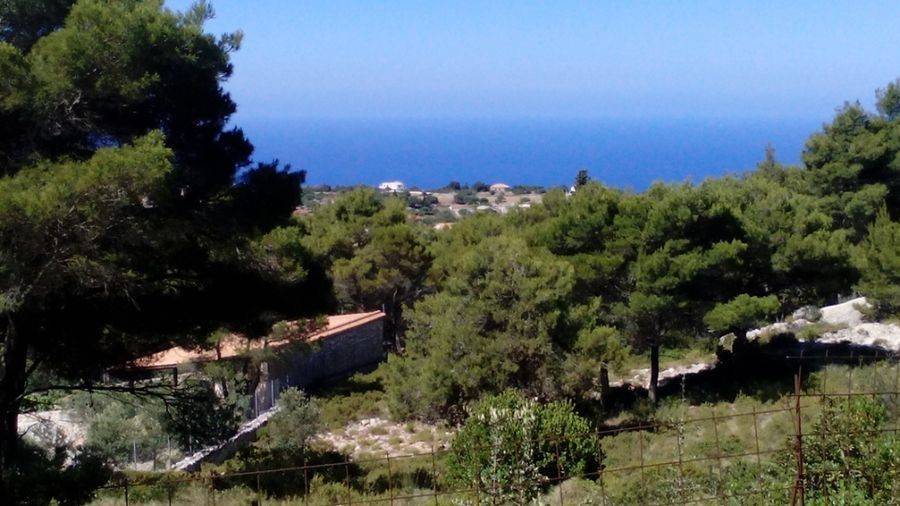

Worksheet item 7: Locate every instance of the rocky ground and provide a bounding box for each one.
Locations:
[316,417,453,460]
[616,297,900,392]
[19,297,900,471]
[746,297,900,352]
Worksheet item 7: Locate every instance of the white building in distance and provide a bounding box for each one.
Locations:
[489,183,511,194]
[378,181,406,192]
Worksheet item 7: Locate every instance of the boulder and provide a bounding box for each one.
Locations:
[818,323,900,352]
[819,297,870,327]
[792,305,822,322]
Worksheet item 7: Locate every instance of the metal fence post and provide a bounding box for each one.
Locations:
[555,440,565,505]
[303,458,309,506]
[387,453,395,505]
[790,373,805,506]
[431,440,439,505]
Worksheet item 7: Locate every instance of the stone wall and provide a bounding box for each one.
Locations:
[253,317,385,413]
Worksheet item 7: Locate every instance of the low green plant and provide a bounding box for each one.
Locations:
[258,388,322,453]
[313,373,386,429]
[800,396,899,503]
[445,390,599,503]
[794,322,846,341]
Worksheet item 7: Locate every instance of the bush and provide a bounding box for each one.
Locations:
[3,443,112,505]
[257,388,321,453]
[801,396,899,503]
[163,380,244,451]
[793,322,845,341]
[445,391,599,503]
[453,189,479,205]
[318,389,383,429]
[704,294,780,337]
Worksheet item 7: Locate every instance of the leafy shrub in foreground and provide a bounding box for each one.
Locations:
[801,396,899,503]
[445,390,599,503]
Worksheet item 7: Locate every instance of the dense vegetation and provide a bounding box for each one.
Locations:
[0,0,309,500]
[284,80,900,417]
[1,0,899,503]
[90,362,898,505]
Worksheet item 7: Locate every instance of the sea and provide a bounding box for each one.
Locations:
[239,117,824,190]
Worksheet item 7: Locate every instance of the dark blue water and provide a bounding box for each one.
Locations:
[239,117,823,190]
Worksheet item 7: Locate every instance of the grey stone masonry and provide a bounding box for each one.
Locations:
[253,316,385,413]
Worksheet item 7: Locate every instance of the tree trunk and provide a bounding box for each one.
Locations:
[391,302,403,353]
[383,296,404,353]
[599,364,611,405]
[0,320,27,484]
[648,343,660,404]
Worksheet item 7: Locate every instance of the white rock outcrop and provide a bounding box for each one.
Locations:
[611,362,715,389]
[818,323,900,352]
[819,297,868,327]
[740,297,899,353]
[745,319,811,342]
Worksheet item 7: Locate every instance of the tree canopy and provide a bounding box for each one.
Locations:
[0,0,305,493]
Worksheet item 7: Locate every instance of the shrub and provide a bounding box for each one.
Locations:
[704,294,780,337]
[793,322,845,342]
[4,443,112,505]
[445,391,599,503]
[257,388,322,453]
[800,396,899,503]
[453,189,479,205]
[163,380,245,451]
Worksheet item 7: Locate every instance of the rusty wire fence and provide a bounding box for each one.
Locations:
[94,352,899,505]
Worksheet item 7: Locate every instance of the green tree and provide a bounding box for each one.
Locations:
[453,188,479,205]
[574,168,590,188]
[0,1,304,491]
[527,182,639,405]
[75,394,166,466]
[0,0,74,51]
[703,294,781,338]
[712,168,857,307]
[876,78,900,121]
[853,208,900,316]
[162,380,244,451]
[383,235,574,418]
[618,184,753,403]
[332,223,432,349]
[257,388,321,454]
[297,188,430,342]
[561,301,629,403]
[803,85,900,221]
[301,188,404,261]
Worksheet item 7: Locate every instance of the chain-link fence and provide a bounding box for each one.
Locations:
[94,353,899,505]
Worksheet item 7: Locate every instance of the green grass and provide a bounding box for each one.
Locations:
[595,360,900,503]
[794,322,847,341]
[93,361,898,505]
[310,371,389,429]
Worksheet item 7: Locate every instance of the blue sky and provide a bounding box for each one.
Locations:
[164,1,900,121]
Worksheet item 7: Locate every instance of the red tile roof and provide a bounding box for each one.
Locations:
[131,311,385,370]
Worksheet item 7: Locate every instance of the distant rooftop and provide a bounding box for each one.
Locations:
[378,181,406,192]
[132,311,385,370]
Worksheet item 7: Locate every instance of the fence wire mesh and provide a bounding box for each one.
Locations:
[93,353,899,505]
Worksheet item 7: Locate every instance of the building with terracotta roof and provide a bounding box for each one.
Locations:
[129,311,386,415]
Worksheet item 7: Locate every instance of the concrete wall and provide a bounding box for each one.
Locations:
[252,317,384,413]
